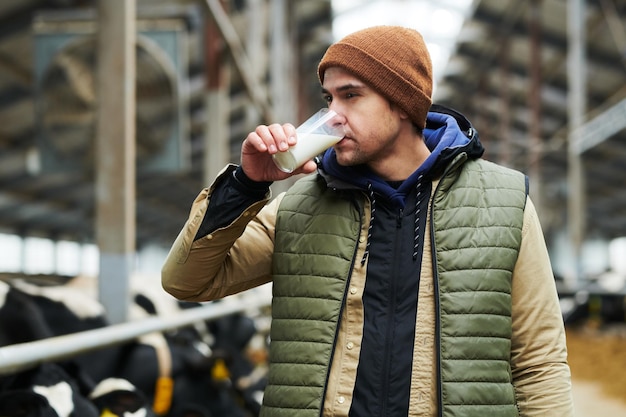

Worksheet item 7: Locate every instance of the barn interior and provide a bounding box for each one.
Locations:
[0,0,625,413]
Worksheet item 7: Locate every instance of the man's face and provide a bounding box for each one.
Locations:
[321,67,408,168]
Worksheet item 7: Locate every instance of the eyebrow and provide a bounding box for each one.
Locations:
[321,83,367,95]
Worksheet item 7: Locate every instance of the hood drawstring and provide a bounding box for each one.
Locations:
[361,176,424,265]
[413,174,424,261]
[361,182,376,266]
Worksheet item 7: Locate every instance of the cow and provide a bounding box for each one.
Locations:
[0,362,99,417]
[89,377,156,417]
[0,364,157,417]
[0,279,123,385]
[208,312,267,415]
[0,278,266,417]
[0,280,56,346]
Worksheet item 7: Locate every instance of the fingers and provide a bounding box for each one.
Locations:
[294,160,318,175]
[241,123,300,182]
[250,123,296,154]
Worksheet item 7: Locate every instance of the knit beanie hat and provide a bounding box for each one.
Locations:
[318,26,433,130]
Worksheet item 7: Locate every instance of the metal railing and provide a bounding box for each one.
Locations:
[0,293,271,376]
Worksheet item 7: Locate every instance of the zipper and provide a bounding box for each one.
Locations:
[380,206,404,415]
[431,165,456,417]
[430,199,443,417]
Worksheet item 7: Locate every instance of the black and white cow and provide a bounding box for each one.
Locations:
[0,280,56,346]
[89,377,156,417]
[0,279,266,417]
[0,362,99,417]
[0,364,158,417]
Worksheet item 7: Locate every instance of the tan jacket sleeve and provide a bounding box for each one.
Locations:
[511,197,574,416]
[161,165,282,302]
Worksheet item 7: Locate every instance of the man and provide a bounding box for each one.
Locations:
[162,26,574,417]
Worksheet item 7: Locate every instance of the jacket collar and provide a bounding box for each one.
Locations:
[318,104,483,207]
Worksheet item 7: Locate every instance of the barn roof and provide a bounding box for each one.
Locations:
[0,0,624,256]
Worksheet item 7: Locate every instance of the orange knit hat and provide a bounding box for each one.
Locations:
[318,26,433,130]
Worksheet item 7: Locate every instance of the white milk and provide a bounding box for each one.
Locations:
[273,133,342,173]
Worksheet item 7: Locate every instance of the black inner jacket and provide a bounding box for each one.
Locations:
[349,179,431,417]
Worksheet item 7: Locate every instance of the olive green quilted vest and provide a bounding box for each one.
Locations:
[262,175,360,417]
[433,157,526,417]
[262,158,527,417]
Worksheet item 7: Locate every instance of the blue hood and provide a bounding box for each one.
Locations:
[319,105,483,209]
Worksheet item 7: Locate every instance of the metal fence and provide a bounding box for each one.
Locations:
[0,293,271,376]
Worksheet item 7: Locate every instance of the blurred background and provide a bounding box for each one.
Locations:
[0,0,624,415]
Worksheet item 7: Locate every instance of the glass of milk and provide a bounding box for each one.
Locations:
[272,108,344,173]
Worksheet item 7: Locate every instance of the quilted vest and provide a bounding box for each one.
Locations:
[262,174,359,417]
[261,158,527,417]
[432,157,526,417]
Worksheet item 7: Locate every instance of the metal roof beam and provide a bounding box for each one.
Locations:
[469,4,625,74]
[573,98,626,154]
[204,0,274,122]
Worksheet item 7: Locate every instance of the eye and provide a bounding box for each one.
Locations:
[322,94,332,103]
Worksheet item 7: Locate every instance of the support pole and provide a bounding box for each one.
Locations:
[95,0,136,324]
[204,1,231,185]
[269,0,298,195]
[205,0,273,122]
[244,0,265,135]
[567,0,586,289]
[270,0,295,123]
[528,0,543,214]
[498,33,511,167]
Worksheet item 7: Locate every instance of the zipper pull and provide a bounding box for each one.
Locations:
[397,208,403,228]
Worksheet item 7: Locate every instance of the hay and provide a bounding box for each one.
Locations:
[566,323,626,404]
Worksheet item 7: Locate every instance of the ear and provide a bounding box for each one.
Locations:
[390,101,409,120]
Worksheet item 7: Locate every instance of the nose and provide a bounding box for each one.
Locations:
[328,105,346,126]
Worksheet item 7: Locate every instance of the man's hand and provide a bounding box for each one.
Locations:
[240,123,318,182]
